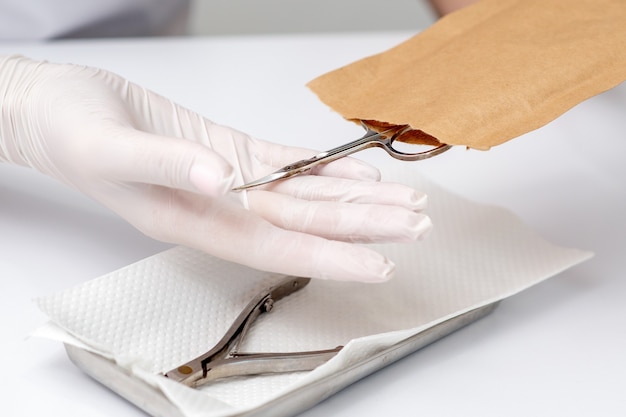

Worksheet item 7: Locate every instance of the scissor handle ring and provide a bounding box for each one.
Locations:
[382,135,452,161]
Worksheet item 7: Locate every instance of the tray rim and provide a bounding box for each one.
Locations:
[65,302,499,417]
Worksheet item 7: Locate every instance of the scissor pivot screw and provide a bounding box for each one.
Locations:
[262,298,274,313]
[177,365,193,375]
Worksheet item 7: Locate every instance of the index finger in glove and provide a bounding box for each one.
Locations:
[119,85,383,184]
[87,127,236,197]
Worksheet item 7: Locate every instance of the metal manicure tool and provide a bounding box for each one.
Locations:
[233,123,451,191]
[163,276,342,388]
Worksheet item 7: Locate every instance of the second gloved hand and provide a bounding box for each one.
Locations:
[0,55,432,282]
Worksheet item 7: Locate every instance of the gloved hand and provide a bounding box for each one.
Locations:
[0,55,432,282]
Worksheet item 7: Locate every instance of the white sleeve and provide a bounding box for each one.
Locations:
[0,0,190,40]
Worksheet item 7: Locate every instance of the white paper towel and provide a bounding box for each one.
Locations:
[35,168,592,416]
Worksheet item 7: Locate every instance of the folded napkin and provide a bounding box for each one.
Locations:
[35,168,591,416]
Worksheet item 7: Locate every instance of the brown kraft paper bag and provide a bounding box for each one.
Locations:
[307,0,626,150]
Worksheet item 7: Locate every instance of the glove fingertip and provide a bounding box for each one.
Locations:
[189,163,235,196]
[316,243,396,283]
[350,254,396,283]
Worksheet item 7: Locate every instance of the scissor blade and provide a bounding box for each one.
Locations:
[232,155,321,191]
[232,170,291,192]
[231,124,446,192]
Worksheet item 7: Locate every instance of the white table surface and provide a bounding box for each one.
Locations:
[1,32,624,417]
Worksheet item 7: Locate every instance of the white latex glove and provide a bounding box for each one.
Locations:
[0,55,432,282]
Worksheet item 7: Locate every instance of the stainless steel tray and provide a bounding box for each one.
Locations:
[65,302,498,417]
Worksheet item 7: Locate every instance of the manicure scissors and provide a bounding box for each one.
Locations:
[163,276,342,388]
[233,123,451,191]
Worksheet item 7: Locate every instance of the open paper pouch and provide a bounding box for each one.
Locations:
[34,168,591,417]
[307,0,626,150]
